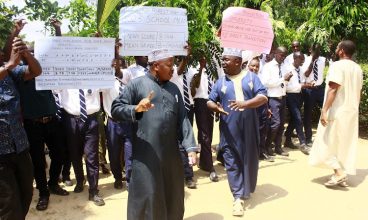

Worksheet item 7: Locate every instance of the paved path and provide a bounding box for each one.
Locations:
[27,124,368,220]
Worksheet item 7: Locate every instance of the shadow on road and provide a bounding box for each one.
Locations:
[349,169,368,187]
[247,184,288,209]
[311,169,368,190]
[184,213,224,220]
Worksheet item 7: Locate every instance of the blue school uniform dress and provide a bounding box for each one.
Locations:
[209,70,267,199]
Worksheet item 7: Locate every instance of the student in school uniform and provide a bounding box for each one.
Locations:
[248,58,274,162]
[259,46,292,157]
[284,40,307,66]
[60,88,105,206]
[102,56,133,190]
[170,55,197,189]
[302,44,326,146]
[191,56,219,182]
[283,52,313,155]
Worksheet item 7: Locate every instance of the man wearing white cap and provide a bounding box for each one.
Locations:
[111,49,198,220]
[207,48,268,217]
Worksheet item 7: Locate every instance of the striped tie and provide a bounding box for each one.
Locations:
[207,74,214,118]
[313,60,318,81]
[79,89,88,122]
[182,72,190,112]
[207,74,212,95]
[53,93,62,119]
[296,68,301,83]
[278,64,282,78]
[279,64,284,88]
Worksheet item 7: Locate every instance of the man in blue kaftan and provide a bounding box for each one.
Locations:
[207,48,268,217]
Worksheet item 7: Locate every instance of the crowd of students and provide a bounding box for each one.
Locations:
[0,17,363,220]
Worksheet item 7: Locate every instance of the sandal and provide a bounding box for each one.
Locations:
[36,197,49,211]
[324,174,348,187]
[232,198,244,216]
[339,181,349,187]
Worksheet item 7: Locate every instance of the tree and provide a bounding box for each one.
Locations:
[65,0,97,36]
[0,1,21,48]
[24,0,68,34]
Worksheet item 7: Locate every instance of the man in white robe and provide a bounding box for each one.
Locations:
[309,40,363,187]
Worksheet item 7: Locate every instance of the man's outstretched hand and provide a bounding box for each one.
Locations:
[135,91,155,112]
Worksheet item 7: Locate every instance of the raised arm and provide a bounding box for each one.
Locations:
[13,38,42,80]
[50,18,62,36]
[0,43,22,80]
[3,19,26,61]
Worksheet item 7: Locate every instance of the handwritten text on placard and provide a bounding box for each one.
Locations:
[34,37,115,90]
[119,6,188,56]
[221,7,274,54]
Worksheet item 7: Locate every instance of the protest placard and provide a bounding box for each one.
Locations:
[119,6,188,56]
[220,7,274,54]
[34,37,115,90]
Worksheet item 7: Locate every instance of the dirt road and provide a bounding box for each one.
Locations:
[27,124,368,220]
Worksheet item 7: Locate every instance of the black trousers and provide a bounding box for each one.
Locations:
[194,98,215,172]
[0,150,34,220]
[303,86,325,142]
[64,113,99,193]
[266,97,286,149]
[285,93,306,144]
[24,117,65,197]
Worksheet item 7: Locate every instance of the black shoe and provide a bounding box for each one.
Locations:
[74,182,85,193]
[36,196,49,211]
[100,164,110,174]
[299,144,311,155]
[266,148,276,156]
[209,171,219,182]
[114,180,123,189]
[49,185,69,196]
[260,153,275,162]
[185,178,197,189]
[284,140,298,149]
[275,147,289,156]
[89,192,105,206]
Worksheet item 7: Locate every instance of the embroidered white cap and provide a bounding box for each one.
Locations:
[222,47,243,58]
[148,49,174,62]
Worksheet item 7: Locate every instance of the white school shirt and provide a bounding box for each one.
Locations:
[302,56,326,86]
[193,67,214,99]
[122,63,148,85]
[259,59,287,97]
[285,64,305,93]
[170,66,196,105]
[60,89,101,116]
[102,78,123,118]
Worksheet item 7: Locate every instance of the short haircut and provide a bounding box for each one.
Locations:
[275,46,287,54]
[249,57,260,64]
[293,51,304,59]
[310,43,321,52]
[339,40,356,56]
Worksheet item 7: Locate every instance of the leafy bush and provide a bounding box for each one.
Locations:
[359,62,368,124]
